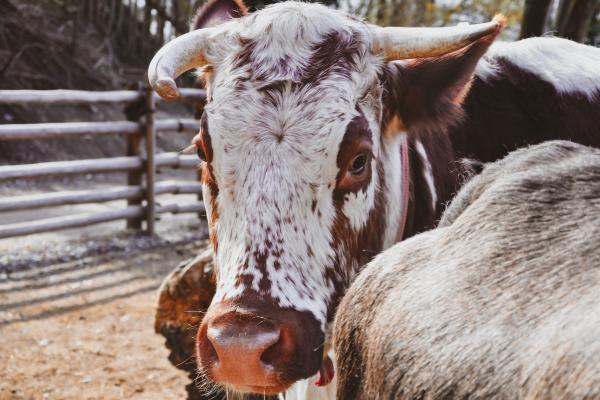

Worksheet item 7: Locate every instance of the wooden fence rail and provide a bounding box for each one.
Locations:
[0,153,198,181]
[0,202,206,240]
[0,181,203,213]
[0,118,198,141]
[0,89,206,105]
[0,87,206,239]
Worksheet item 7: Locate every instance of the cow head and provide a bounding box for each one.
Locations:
[149,1,503,395]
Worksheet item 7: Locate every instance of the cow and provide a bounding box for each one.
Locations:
[334,140,600,399]
[147,0,600,397]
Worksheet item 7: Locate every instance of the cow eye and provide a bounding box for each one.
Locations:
[349,153,368,175]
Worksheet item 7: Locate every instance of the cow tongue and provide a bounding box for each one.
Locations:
[314,355,335,386]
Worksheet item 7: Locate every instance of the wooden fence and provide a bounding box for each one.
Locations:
[0,87,206,239]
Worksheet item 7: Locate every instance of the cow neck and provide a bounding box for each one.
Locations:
[395,134,411,242]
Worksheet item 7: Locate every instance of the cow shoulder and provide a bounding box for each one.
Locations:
[440,140,597,226]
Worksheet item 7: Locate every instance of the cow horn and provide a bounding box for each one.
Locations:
[372,14,506,61]
[148,28,218,101]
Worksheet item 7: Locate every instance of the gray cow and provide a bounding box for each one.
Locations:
[334,140,600,399]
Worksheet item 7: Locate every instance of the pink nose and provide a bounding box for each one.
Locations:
[196,300,325,394]
[205,317,282,386]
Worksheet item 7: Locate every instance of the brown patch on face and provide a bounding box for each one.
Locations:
[335,111,373,196]
[301,30,363,84]
[327,159,387,322]
[195,113,213,162]
[324,111,387,322]
[229,29,365,87]
[233,37,257,70]
[195,112,220,252]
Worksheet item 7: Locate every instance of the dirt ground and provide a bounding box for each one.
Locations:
[0,220,209,399]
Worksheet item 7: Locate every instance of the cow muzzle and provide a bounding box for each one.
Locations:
[196,299,324,394]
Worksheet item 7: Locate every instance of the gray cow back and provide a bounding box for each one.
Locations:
[334,140,600,399]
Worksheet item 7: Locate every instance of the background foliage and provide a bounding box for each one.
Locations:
[0,0,597,93]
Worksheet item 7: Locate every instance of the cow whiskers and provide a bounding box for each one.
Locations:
[194,365,223,399]
[174,353,195,369]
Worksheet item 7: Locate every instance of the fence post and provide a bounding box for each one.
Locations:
[125,91,145,230]
[145,87,157,235]
[125,133,143,229]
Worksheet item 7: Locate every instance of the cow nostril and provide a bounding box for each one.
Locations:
[259,336,281,366]
[260,324,292,367]
[205,334,219,364]
[202,325,222,367]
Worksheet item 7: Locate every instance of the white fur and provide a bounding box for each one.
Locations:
[342,158,379,231]
[380,133,407,248]
[476,37,600,99]
[415,140,437,211]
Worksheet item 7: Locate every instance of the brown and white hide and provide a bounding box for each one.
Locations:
[334,140,600,399]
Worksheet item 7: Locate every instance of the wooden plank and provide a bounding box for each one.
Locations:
[155,119,199,133]
[0,119,197,141]
[0,90,143,105]
[155,153,199,169]
[0,201,205,239]
[0,181,203,213]
[0,88,206,105]
[159,181,203,194]
[0,157,143,181]
[156,202,206,215]
[0,121,141,141]
[0,186,142,212]
[0,206,145,239]
[0,153,197,181]
[176,88,207,102]
[0,89,205,105]
[177,155,200,169]
[145,88,157,235]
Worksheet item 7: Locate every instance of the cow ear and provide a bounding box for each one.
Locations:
[382,32,497,134]
[192,0,248,29]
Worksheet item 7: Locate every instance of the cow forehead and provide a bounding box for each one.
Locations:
[202,1,381,157]
[205,2,379,103]
[228,1,374,60]
[208,84,356,149]
[205,81,382,190]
